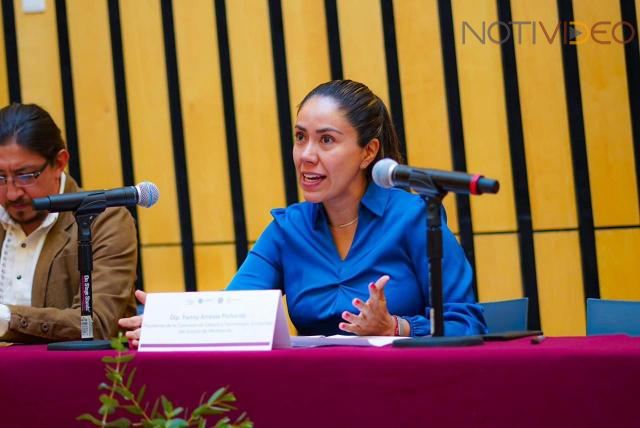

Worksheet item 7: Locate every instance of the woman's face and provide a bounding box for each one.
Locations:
[293,95,377,206]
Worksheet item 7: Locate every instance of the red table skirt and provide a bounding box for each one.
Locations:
[1,335,639,427]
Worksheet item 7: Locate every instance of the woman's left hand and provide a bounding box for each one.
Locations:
[339,275,396,336]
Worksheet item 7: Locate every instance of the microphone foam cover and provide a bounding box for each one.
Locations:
[372,158,398,189]
[136,182,160,208]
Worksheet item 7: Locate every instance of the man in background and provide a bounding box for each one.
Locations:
[0,103,136,342]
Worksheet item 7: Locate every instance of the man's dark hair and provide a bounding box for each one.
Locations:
[0,103,65,164]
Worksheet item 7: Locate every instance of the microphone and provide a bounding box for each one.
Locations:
[372,158,499,195]
[32,181,160,212]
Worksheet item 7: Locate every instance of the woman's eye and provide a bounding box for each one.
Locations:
[321,135,334,144]
[294,132,305,142]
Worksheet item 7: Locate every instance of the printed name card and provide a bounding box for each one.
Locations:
[138,290,291,352]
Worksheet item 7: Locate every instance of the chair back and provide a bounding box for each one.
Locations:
[586,298,640,336]
[480,298,528,333]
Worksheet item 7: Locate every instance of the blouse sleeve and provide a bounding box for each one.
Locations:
[226,220,284,292]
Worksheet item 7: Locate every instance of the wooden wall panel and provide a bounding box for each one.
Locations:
[226,0,285,241]
[194,245,237,291]
[573,0,639,227]
[67,0,122,189]
[535,232,586,336]
[337,0,389,107]
[173,0,234,249]
[282,0,331,120]
[510,0,578,230]
[14,0,65,133]
[474,234,523,301]
[596,229,640,300]
[141,247,184,292]
[120,0,183,289]
[0,2,9,106]
[394,0,458,232]
[452,0,517,233]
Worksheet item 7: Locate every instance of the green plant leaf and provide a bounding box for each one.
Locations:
[105,417,132,428]
[111,335,127,352]
[100,394,120,407]
[136,384,147,403]
[207,387,227,405]
[77,413,104,426]
[220,393,236,403]
[161,395,174,416]
[126,366,137,389]
[99,403,117,416]
[150,398,161,418]
[114,353,135,364]
[106,370,124,384]
[212,417,231,428]
[164,419,188,428]
[113,385,134,401]
[168,407,184,418]
[123,404,144,416]
[192,405,229,417]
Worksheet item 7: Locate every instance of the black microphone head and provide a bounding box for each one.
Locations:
[135,182,160,208]
[372,158,398,189]
[477,177,500,194]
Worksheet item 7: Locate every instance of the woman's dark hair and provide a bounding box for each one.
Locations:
[298,80,403,179]
[0,103,65,164]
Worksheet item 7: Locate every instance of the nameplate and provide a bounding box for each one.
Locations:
[138,290,291,352]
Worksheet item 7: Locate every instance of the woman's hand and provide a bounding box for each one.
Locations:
[339,275,396,336]
[118,289,147,349]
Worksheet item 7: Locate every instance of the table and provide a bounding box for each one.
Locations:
[1,335,639,427]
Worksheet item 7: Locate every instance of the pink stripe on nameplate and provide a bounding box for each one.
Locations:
[141,342,271,348]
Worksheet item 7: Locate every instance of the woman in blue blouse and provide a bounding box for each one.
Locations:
[120,80,485,345]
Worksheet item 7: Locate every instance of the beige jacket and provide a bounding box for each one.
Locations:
[1,177,137,342]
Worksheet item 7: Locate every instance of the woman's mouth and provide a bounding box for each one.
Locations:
[301,173,326,188]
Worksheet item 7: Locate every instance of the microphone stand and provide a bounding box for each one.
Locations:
[396,186,483,348]
[48,194,112,350]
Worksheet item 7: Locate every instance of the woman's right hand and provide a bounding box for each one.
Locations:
[118,289,147,349]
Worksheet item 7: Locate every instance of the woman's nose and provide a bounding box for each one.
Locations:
[300,142,318,163]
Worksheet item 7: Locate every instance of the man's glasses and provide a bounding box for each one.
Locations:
[0,161,49,187]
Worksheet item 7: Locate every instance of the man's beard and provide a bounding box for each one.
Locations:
[6,200,48,226]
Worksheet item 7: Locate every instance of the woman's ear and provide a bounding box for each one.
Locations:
[361,138,380,169]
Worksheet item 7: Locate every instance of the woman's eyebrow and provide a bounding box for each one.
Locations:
[315,127,343,135]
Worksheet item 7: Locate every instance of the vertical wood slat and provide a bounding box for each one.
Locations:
[119,0,183,291]
[337,0,389,107]
[66,0,122,190]
[226,0,285,241]
[0,2,9,106]
[14,0,65,133]
[535,232,586,336]
[451,0,517,233]
[596,229,640,300]
[510,0,578,230]
[394,0,459,233]
[474,234,523,302]
[173,0,236,288]
[573,0,639,227]
[282,0,331,124]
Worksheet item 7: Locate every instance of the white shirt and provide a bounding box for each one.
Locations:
[0,174,66,336]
